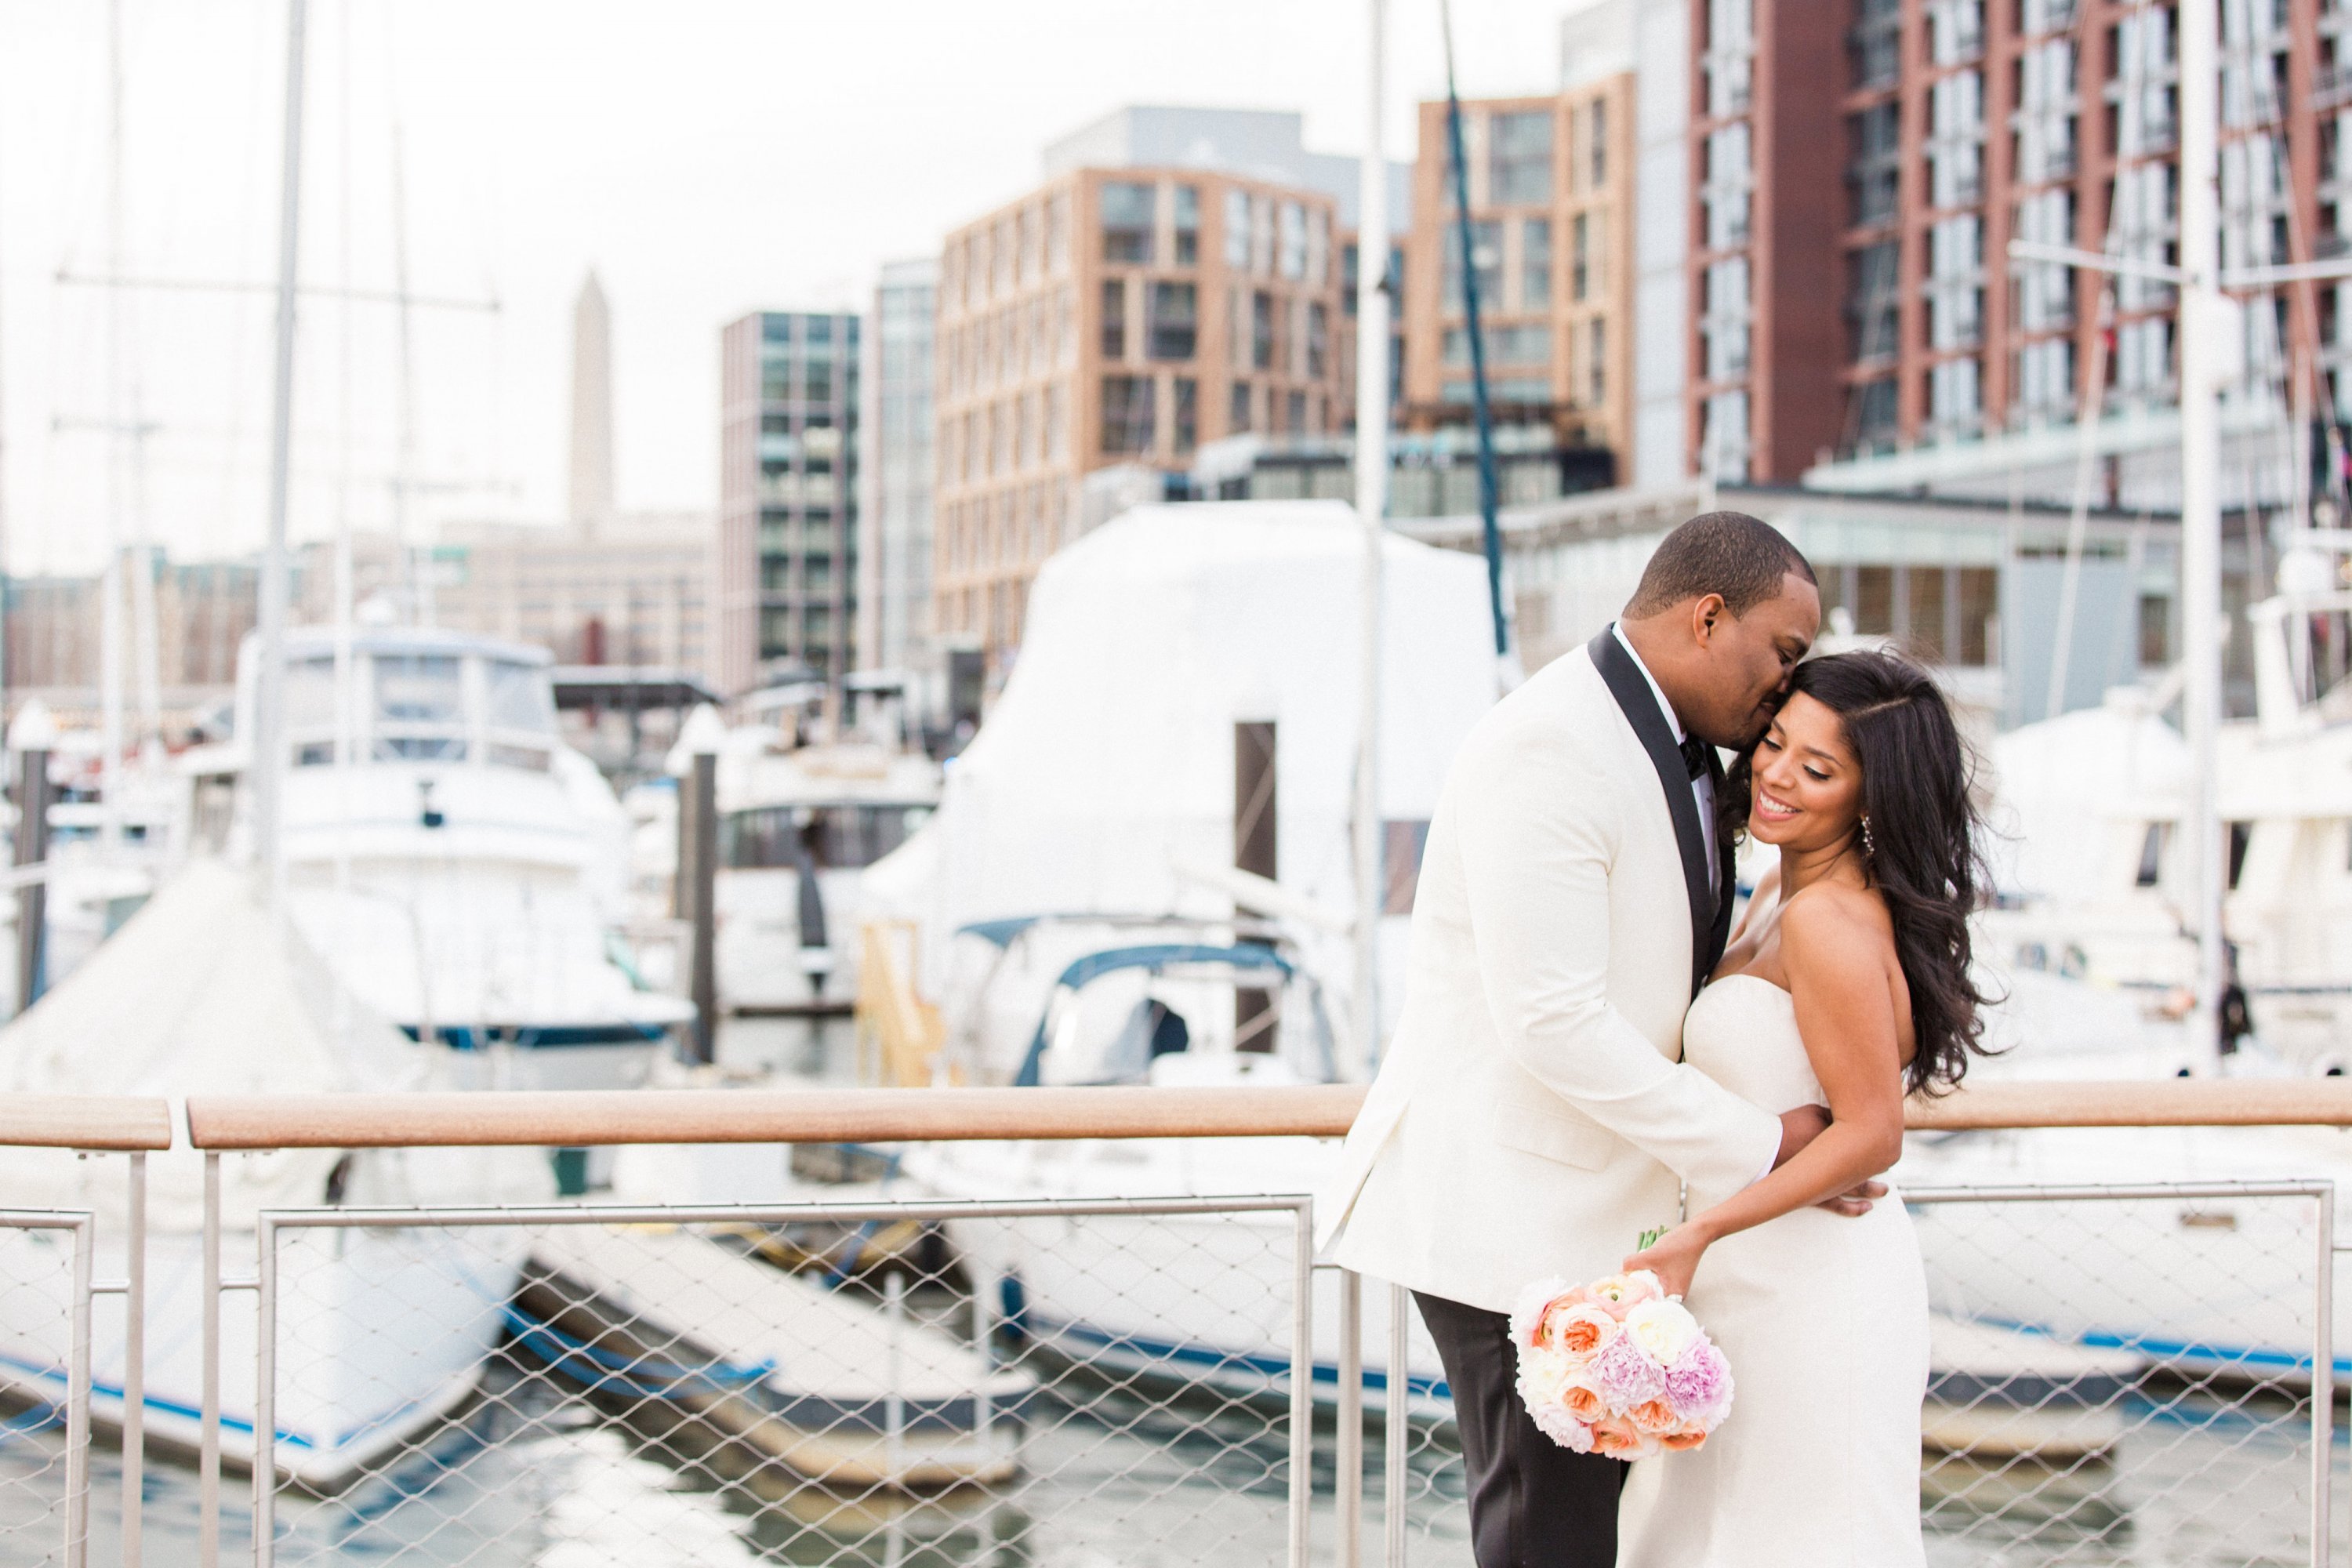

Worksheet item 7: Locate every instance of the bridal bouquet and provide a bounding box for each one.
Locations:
[1508,1267,1733,1460]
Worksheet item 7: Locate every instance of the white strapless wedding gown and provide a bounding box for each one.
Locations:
[1617,975,1929,1568]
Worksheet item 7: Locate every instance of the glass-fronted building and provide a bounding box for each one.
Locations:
[720,310,861,695]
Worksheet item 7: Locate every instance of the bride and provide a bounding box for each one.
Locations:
[1618,648,1990,1567]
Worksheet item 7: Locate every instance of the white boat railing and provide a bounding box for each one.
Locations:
[0,1087,2343,1566]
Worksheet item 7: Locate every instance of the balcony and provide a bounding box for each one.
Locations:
[2314,65,2352,112]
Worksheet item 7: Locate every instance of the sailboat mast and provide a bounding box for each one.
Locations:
[1351,0,1388,1075]
[99,0,127,858]
[252,0,309,897]
[2176,0,2226,1073]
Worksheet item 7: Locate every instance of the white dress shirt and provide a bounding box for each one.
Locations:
[1611,622,1718,895]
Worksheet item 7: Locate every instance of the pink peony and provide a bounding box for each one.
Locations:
[1662,1339,1734,1427]
[1588,1331,1665,1408]
[1529,1400,1595,1453]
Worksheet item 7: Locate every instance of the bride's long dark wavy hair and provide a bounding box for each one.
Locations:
[1720,649,1993,1095]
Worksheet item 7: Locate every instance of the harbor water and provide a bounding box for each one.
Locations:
[0,1018,2336,1568]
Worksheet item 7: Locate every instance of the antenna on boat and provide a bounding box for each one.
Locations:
[252,0,310,903]
[1351,0,1389,1076]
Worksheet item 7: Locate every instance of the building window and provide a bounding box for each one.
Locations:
[1102,181,1156,263]
[1489,110,1554,204]
[1102,374,1156,454]
[1444,323,1551,365]
[1588,100,1607,187]
[1278,201,1308,280]
[1443,220,1504,313]
[1230,380,1252,432]
[1306,303,1329,378]
[1571,214,1590,302]
[1850,102,1901,227]
[1102,278,1128,359]
[1044,385,1065,459]
[1148,281,1199,360]
[1252,291,1276,369]
[1046,194,1070,273]
[1286,389,1308,434]
[1523,219,1552,309]
[1174,185,1200,267]
[1848,241,1900,361]
[1587,318,1606,405]
[1225,188,1251,267]
[1174,377,1199,452]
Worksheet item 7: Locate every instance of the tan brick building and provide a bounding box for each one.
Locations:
[1401,79,1637,463]
[934,165,1348,671]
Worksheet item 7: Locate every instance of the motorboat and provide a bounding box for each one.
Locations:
[200,623,695,1089]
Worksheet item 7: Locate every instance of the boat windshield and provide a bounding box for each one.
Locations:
[278,644,557,773]
[373,655,468,761]
[721,804,931,869]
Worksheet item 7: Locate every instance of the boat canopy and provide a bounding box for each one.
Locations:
[1012,942,1293,1087]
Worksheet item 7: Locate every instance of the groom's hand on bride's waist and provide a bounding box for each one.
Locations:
[1772,1105,1887,1216]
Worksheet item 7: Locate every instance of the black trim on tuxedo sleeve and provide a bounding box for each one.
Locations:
[1588,627,1719,1001]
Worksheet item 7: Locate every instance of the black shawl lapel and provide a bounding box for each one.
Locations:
[1704,746,1737,982]
[1588,627,1717,1000]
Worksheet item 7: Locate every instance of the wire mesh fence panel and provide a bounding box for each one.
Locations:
[245,1197,1317,1568]
[1909,1184,2332,1568]
[0,1216,89,1568]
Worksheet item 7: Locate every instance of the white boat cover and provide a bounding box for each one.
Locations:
[0,857,483,1229]
[1985,699,2189,904]
[863,500,1497,1009]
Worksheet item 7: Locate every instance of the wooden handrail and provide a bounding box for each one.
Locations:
[184,1085,1374,1149]
[0,1095,173,1151]
[171,1077,2352,1149]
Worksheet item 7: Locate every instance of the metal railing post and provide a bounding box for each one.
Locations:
[123,1147,146,1568]
[1385,1281,1409,1568]
[2311,1184,2333,1568]
[1287,1202,1315,1568]
[122,1150,146,1568]
[883,1269,906,1487]
[200,1153,220,1568]
[254,1216,278,1568]
[64,1213,91,1568]
[1338,1269,1363,1568]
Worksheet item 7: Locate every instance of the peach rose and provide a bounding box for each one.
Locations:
[1661,1428,1710,1452]
[1561,1379,1606,1421]
[1584,1271,1666,1320]
[1627,1398,1679,1436]
[1587,1417,1659,1461]
[1544,1301,1620,1359]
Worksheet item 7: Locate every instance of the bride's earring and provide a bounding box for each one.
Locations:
[1859,816,1875,858]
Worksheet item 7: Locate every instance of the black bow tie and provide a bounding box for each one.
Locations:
[1679,735,1711,781]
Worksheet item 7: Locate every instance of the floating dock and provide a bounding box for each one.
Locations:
[514,1225,1033,1491]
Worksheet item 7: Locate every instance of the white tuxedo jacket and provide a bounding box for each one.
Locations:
[1318,631,1783,1314]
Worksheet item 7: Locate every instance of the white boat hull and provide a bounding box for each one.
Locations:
[0,1225,523,1490]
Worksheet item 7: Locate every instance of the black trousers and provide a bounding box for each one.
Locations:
[1414,1290,1630,1568]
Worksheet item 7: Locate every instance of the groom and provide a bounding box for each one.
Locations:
[1318,512,1868,1568]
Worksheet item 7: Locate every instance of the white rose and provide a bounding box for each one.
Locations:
[1622,1298,1700,1366]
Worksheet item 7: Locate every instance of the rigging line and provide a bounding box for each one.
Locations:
[1436,0,1506,660]
[51,271,501,314]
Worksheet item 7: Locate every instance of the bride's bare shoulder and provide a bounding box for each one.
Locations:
[1777,880,1896,973]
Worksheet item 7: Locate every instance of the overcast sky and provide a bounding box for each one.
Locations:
[0,0,1584,575]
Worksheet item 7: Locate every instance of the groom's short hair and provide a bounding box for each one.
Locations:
[1624,511,1815,619]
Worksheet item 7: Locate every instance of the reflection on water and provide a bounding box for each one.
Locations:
[0,1018,2335,1566]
